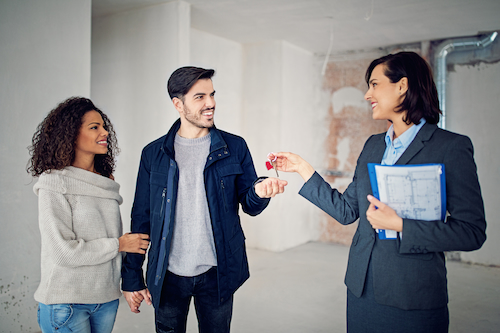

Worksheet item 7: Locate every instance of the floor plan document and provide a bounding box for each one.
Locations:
[367,163,446,240]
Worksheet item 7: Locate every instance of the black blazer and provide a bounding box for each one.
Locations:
[300,123,486,310]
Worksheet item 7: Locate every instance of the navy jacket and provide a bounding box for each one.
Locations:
[122,119,270,307]
[300,123,486,310]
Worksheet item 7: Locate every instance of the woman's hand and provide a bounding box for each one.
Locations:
[366,195,403,232]
[123,289,152,313]
[268,152,315,182]
[118,233,150,254]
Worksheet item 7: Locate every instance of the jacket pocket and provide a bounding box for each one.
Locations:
[149,171,168,186]
[228,229,245,255]
[396,252,434,261]
[217,164,244,212]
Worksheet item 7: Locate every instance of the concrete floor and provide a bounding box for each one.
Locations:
[113,242,500,333]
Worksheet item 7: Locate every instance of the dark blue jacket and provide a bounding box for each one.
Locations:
[122,119,270,307]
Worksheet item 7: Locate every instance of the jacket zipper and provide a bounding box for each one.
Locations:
[220,179,228,212]
[160,188,167,217]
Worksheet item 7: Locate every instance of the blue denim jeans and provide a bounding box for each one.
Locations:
[37,299,119,333]
[155,267,233,333]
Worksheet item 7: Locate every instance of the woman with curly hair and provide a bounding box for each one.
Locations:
[28,97,150,333]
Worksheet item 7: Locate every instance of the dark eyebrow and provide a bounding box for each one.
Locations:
[193,90,216,97]
[87,122,102,126]
[369,79,377,85]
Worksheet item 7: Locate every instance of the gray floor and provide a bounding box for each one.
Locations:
[113,242,500,333]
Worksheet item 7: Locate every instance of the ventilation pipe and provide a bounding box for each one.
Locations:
[433,32,498,129]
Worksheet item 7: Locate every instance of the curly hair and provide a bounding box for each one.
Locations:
[27,97,119,178]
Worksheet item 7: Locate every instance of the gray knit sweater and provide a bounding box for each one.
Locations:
[33,166,123,305]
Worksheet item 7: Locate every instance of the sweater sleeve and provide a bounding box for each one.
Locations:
[38,189,120,267]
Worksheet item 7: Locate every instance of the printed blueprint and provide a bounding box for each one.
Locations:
[368,163,446,239]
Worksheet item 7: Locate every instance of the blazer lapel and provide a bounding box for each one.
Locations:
[396,122,438,165]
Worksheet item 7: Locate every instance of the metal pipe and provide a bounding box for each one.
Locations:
[433,32,498,129]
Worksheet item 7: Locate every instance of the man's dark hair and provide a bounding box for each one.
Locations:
[365,51,441,125]
[167,66,215,101]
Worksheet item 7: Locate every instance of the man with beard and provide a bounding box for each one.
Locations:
[121,67,287,333]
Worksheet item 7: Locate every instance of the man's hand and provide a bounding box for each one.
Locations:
[255,177,288,198]
[366,195,403,232]
[123,289,152,313]
[118,233,150,254]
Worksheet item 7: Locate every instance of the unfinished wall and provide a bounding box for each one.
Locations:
[0,1,91,331]
[190,28,244,136]
[240,41,326,251]
[319,55,388,245]
[447,60,500,266]
[91,1,191,227]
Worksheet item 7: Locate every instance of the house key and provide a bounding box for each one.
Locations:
[266,153,279,177]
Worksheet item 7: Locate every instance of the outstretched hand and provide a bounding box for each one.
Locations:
[268,152,315,182]
[255,177,288,198]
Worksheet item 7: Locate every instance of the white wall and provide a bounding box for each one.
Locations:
[190,28,243,136]
[240,41,327,251]
[91,1,191,228]
[0,0,91,331]
[447,61,500,266]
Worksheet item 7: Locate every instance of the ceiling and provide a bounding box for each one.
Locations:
[92,0,500,56]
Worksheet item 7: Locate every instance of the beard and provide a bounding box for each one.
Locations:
[182,105,215,129]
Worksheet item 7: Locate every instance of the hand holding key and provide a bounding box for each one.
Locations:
[266,152,316,182]
[266,153,280,177]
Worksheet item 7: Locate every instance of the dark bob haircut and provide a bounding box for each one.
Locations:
[27,97,119,178]
[167,66,215,101]
[365,51,441,125]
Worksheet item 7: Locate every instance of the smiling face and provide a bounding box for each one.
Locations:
[174,78,216,137]
[364,64,406,123]
[74,110,109,159]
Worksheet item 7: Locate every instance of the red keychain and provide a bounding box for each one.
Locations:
[266,153,279,177]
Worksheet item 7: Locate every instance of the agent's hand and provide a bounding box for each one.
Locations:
[366,195,403,232]
[268,152,315,182]
[123,289,152,313]
[119,233,150,254]
[255,177,288,198]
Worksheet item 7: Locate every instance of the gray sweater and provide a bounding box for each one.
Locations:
[168,133,217,277]
[33,166,123,304]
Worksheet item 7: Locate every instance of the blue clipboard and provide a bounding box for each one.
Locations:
[367,163,446,240]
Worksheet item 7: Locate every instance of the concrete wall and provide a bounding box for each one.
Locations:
[190,28,243,136]
[0,1,92,331]
[319,53,389,245]
[240,41,326,251]
[91,1,191,228]
[447,60,500,266]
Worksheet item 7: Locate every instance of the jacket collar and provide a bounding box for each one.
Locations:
[395,122,438,165]
[161,118,228,158]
